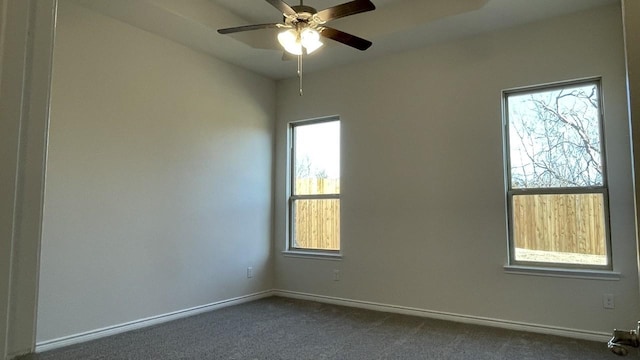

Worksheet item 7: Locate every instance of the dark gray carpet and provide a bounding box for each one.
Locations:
[20,296,615,359]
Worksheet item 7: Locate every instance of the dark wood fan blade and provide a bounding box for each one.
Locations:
[320,27,372,51]
[316,0,375,22]
[265,0,296,15]
[218,23,282,34]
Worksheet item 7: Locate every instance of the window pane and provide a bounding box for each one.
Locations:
[508,83,603,189]
[512,193,607,266]
[293,121,340,195]
[292,199,340,251]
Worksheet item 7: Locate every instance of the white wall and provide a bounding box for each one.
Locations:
[275,4,639,334]
[36,0,275,343]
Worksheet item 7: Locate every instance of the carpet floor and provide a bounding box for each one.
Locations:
[20,296,616,359]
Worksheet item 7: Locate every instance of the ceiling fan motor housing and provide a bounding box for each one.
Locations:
[287,5,321,26]
[291,5,316,16]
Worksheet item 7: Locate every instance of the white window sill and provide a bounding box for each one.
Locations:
[281,250,343,261]
[504,265,620,280]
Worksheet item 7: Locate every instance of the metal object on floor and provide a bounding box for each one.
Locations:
[609,322,640,356]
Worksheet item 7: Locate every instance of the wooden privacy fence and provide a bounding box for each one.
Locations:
[294,178,340,250]
[512,193,606,255]
[293,180,606,256]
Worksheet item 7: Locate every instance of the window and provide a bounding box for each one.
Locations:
[288,118,340,252]
[504,79,611,269]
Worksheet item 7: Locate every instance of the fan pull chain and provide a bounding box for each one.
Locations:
[298,53,303,96]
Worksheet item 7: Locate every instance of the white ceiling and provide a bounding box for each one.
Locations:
[73,0,618,80]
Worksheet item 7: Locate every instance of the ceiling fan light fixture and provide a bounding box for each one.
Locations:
[278,27,323,55]
[278,29,303,55]
[300,28,323,54]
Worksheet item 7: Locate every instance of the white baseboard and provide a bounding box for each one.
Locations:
[35,288,612,354]
[35,290,274,353]
[272,289,611,342]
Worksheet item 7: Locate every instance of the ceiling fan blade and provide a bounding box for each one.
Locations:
[265,0,296,16]
[218,23,283,35]
[320,27,372,51]
[316,0,376,22]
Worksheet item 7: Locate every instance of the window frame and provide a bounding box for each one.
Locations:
[503,78,612,270]
[287,116,341,255]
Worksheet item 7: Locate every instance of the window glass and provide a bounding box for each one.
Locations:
[293,121,340,195]
[289,119,340,252]
[292,199,340,250]
[508,83,603,188]
[504,80,610,268]
[512,193,607,266]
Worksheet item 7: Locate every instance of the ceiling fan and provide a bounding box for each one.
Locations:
[218,0,375,54]
[217,0,376,95]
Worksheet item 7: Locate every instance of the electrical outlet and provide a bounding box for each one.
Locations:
[603,294,615,309]
[247,267,253,278]
[333,269,340,281]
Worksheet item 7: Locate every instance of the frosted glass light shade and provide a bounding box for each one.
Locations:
[278,29,302,55]
[301,28,323,54]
